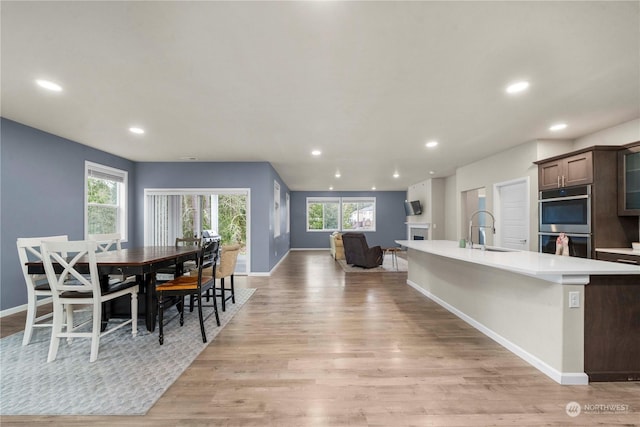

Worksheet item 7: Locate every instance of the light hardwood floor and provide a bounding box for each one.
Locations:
[1,250,639,426]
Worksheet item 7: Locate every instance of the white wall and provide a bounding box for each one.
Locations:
[455,141,539,248]
[406,178,446,239]
[444,175,457,240]
[573,118,640,149]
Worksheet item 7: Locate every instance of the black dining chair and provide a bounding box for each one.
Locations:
[155,240,220,345]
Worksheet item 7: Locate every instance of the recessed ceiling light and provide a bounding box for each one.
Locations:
[371,186,376,190]
[335,172,341,178]
[329,186,334,190]
[393,172,399,178]
[35,79,62,92]
[549,123,567,131]
[425,140,438,148]
[506,81,530,94]
[429,171,435,175]
[129,127,145,135]
[311,150,321,156]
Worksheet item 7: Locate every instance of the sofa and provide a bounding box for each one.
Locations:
[329,232,345,260]
[341,232,383,269]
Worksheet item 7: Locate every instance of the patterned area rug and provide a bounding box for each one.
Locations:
[337,252,408,273]
[0,288,255,416]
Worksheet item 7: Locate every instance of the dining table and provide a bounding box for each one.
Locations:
[27,246,200,332]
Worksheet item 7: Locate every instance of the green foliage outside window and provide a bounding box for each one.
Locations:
[308,202,339,230]
[87,177,118,234]
[218,194,246,245]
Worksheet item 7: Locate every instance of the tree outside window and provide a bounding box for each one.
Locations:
[86,162,127,239]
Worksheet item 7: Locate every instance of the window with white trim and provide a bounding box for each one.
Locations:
[341,197,376,231]
[85,161,128,240]
[306,197,376,232]
[306,197,340,231]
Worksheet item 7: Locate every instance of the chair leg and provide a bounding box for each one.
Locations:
[131,290,138,337]
[212,287,220,327]
[22,296,37,346]
[230,275,235,304]
[179,296,185,326]
[158,291,164,345]
[89,302,102,363]
[47,303,64,363]
[220,277,226,312]
[66,304,74,343]
[197,293,207,343]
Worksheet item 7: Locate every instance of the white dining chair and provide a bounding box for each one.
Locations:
[88,233,122,252]
[41,239,139,363]
[16,235,69,346]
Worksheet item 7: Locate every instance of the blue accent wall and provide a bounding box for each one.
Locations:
[1,118,136,310]
[290,191,407,249]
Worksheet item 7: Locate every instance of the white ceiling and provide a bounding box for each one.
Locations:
[2,1,639,191]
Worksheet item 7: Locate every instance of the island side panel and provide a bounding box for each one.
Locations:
[407,248,586,382]
[584,275,640,382]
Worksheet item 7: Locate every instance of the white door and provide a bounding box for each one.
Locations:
[494,178,530,250]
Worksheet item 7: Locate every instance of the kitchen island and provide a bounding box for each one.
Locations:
[395,239,640,384]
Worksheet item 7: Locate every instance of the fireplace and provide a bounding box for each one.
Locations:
[407,223,430,240]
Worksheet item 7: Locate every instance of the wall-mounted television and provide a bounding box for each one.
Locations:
[404,200,423,216]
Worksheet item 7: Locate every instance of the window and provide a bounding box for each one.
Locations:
[342,197,376,231]
[85,162,127,240]
[306,197,376,232]
[307,197,340,231]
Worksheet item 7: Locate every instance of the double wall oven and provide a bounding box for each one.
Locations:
[538,185,592,258]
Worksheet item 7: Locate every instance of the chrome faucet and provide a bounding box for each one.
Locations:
[467,210,496,249]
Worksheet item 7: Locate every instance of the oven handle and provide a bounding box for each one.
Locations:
[539,195,590,203]
[538,232,592,237]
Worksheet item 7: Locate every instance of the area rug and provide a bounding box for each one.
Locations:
[0,288,255,416]
[337,253,408,272]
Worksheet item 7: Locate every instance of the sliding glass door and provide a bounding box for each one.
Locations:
[144,189,249,274]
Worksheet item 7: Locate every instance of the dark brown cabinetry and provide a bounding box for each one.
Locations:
[618,141,640,216]
[596,251,640,265]
[584,274,640,382]
[535,146,639,257]
[538,151,593,190]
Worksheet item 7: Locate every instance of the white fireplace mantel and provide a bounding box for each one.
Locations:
[406,222,431,240]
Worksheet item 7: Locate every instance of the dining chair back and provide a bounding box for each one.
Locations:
[215,244,241,311]
[88,233,122,252]
[156,239,220,345]
[41,239,139,362]
[16,235,69,345]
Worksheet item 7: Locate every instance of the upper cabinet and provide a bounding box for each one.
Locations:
[538,151,593,190]
[618,141,640,216]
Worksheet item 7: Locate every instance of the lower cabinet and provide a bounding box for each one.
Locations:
[584,274,640,382]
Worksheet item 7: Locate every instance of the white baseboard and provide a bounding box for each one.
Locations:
[0,297,53,318]
[249,249,292,277]
[406,279,589,386]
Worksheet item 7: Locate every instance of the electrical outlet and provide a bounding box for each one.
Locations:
[569,291,580,308]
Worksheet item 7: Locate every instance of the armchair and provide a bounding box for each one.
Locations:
[341,233,383,269]
[329,232,345,260]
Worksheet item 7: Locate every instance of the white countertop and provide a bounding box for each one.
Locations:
[595,247,640,256]
[395,240,640,285]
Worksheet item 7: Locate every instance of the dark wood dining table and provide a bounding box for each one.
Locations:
[27,246,200,332]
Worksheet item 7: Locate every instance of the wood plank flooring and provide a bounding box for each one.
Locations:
[2,250,639,426]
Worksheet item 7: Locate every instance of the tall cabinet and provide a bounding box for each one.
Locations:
[618,141,640,216]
